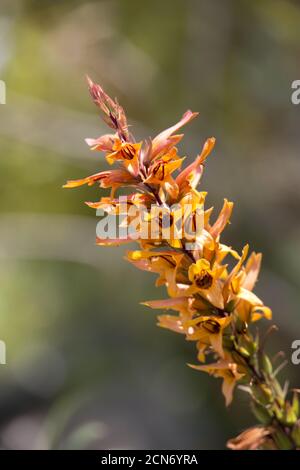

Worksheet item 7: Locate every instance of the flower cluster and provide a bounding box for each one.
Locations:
[64,79,300,450]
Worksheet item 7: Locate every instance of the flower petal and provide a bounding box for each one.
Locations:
[176,137,216,191]
[151,110,198,158]
[209,199,234,239]
[243,252,262,291]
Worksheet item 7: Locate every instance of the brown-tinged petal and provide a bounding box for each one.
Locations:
[151,110,198,158]
[142,297,189,311]
[85,134,116,152]
[63,169,136,190]
[223,244,249,298]
[63,172,107,188]
[209,199,234,239]
[227,426,274,450]
[189,360,244,406]
[176,137,216,191]
[157,314,185,334]
[243,252,262,291]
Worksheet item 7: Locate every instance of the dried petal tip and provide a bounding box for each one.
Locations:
[227,426,274,450]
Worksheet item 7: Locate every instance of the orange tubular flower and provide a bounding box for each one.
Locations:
[186,259,225,309]
[144,149,184,199]
[64,79,300,450]
[185,315,232,358]
[105,139,141,177]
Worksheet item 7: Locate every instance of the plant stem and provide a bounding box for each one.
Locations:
[229,333,297,449]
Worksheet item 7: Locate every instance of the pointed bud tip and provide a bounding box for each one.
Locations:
[86,75,94,87]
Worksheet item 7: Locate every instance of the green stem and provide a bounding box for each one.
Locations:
[230,334,296,450]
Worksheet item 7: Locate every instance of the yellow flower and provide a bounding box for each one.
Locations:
[144,148,184,199]
[138,204,184,249]
[185,315,232,358]
[106,139,141,177]
[239,252,272,322]
[223,247,272,323]
[186,259,225,309]
[189,359,244,406]
[126,250,184,288]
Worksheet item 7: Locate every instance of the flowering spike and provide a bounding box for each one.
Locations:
[64,79,299,450]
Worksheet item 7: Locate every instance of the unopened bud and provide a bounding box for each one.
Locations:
[292,393,299,418]
[252,383,274,406]
[251,401,272,425]
[282,403,297,426]
[261,354,273,376]
[237,346,250,358]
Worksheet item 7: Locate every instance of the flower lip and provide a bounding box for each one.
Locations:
[194,270,213,289]
[201,319,220,334]
[120,144,137,160]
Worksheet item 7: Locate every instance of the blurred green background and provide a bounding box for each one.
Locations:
[0,0,300,450]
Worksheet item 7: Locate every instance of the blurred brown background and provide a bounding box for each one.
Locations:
[0,0,299,449]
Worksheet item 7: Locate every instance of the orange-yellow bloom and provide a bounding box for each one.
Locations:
[126,250,184,288]
[189,359,244,406]
[185,315,232,358]
[144,149,184,199]
[106,139,141,177]
[186,258,225,309]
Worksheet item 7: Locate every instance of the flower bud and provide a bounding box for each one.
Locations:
[251,401,272,425]
[282,403,297,426]
[252,383,274,406]
[292,393,299,418]
[261,354,273,376]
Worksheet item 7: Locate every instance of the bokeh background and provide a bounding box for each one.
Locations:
[0,0,299,450]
